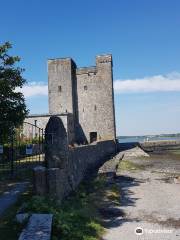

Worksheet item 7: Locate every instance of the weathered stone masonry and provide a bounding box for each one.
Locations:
[34,116,116,201]
[30,54,117,200]
[26,54,116,145]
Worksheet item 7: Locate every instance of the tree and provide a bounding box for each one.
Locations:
[0,42,28,138]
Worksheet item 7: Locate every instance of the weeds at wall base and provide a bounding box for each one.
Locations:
[25,175,120,240]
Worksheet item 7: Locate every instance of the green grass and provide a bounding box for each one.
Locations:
[24,176,120,240]
[0,154,44,168]
[118,159,145,171]
[0,175,120,240]
[14,154,44,164]
[0,154,44,181]
[0,167,34,182]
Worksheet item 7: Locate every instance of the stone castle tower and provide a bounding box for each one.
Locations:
[25,54,116,144]
[48,54,116,143]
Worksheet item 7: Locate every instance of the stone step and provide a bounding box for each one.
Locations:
[18,214,53,240]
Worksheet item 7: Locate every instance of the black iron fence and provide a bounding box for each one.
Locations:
[0,122,45,179]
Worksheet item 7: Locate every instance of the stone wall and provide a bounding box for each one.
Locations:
[140,140,180,152]
[116,140,180,153]
[46,140,116,201]
[67,140,116,188]
[34,116,116,202]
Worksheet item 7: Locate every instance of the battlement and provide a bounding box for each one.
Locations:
[48,54,112,74]
[76,54,112,76]
[48,57,77,68]
[76,66,97,75]
[96,54,112,64]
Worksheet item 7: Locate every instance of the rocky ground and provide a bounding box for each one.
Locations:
[102,147,180,240]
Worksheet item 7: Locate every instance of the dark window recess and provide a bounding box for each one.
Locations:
[94,105,97,111]
[90,132,97,143]
[84,85,88,90]
[58,86,62,92]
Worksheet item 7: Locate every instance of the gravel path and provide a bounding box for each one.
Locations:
[103,148,180,240]
[0,182,29,217]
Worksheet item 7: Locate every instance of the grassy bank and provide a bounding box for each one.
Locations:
[25,176,120,240]
[0,175,120,240]
[118,159,145,171]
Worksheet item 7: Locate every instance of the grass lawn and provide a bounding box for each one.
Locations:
[13,154,44,164]
[0,175,120,240]
[0,153,45,182]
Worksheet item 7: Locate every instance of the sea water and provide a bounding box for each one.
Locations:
[118,136,180,143]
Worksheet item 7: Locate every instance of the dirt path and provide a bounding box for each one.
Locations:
[103,149,180,240]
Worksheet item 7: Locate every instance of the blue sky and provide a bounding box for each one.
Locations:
[1,0,180,135]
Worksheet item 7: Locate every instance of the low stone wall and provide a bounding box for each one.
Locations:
[67,140,116,188]
[117,142,139,152]
[34,116,116,202]
[117,140,180,153]
[140,140,180,152]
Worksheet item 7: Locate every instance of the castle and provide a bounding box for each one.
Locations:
[25,54,116,144]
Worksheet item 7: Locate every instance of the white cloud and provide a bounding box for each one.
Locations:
[17,82,48,98]
[114,72,180,93]
[17,72,180,98]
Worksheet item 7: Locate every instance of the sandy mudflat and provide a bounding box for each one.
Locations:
[103,149,180,240]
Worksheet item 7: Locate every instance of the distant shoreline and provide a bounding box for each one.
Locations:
[118,136,180,143]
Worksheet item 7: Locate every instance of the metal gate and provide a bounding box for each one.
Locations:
[0,122,45,179]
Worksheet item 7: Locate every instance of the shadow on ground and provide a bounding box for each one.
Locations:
[101,175,142,229]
